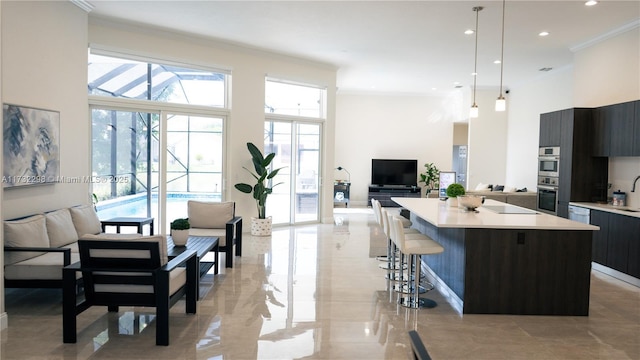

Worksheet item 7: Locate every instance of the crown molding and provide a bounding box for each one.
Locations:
[570,19,640,53]
[70,0,94,13]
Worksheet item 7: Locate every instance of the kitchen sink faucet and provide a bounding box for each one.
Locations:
[632,175,640,192]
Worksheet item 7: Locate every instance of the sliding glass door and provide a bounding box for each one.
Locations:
[265,121,321,224]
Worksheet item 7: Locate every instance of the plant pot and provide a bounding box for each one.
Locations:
[446,197,458,208]
[251,216,272,236]
[171,229,189,246]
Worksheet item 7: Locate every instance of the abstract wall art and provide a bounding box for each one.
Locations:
[3,104,60,188]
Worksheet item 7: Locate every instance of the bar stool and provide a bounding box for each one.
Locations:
[390,216,444,309]
[380,208,423,283]
[372,199,409,272]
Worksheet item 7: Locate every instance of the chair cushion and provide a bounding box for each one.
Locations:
[4,251,81,280]
[188,201,234,229]
[69,205,102,238]
[93,267,186,296]
[79,233,169,265]
[45,208,78,247]
[4,214,50,265]
[189,228,227,247]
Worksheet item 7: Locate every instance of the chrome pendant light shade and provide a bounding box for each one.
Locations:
[470,6,483,119]
[495,0,507,112]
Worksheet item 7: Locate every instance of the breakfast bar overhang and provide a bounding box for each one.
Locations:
[392,198,599,316]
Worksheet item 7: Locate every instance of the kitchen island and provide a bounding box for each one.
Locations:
[392,197,598,316]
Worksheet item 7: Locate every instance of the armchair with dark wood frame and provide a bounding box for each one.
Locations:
[62,237,198,346]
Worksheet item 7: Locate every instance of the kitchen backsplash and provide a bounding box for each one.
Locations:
[608,157,640,208]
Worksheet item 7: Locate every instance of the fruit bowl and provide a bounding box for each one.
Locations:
[457,195,484,211]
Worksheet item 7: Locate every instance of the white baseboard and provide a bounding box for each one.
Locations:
[592,262,640,288]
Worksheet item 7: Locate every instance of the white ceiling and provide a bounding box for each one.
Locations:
[87,0,640,95]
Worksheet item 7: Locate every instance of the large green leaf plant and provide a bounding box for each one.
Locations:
[234,142,284,219]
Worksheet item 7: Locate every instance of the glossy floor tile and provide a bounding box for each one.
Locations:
[2,208,639,359]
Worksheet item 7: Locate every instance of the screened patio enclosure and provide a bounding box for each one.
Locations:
[89,53,227,233]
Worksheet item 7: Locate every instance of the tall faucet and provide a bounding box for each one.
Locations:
[632,175,640,192]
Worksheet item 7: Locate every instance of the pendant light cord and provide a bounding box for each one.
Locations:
[498,0,505,95]
[472,6,482,106]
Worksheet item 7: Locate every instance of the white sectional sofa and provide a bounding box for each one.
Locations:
[3,205,103,288]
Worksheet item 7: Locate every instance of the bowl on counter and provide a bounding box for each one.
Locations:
[457,195,485,211]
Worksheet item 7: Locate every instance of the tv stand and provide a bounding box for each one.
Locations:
[368,185,421,207]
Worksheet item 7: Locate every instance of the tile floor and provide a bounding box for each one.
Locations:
[1,207,639,359]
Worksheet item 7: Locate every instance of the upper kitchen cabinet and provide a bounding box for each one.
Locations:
[539,111,562,147]
[634,100,640,155]
[593,100,639,157]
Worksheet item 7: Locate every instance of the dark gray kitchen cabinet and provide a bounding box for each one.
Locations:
[593,100,640,157]
[554,108,608,216]
[590,210,608,266]
[608,101,636,156]
[590,209,640,279]
[539,111,562,147]
[633,100,640,155]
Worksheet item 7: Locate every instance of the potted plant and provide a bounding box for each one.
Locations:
[446,183,465,207]
[170,218,190,246]
[234,142,284,236]
[418,163,440,196]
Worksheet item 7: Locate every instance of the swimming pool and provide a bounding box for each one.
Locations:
[97,192,221,232]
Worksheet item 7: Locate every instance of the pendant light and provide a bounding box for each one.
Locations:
[495,0,506,112]
[470,6,483,119]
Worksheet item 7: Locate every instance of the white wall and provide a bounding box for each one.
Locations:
[335,92,460,205]
[467,89,509,190]
[504,67,574,190]
[1,2,90,218]
[89,18,338,223]
[573,26,640,208]
[0,0,88,330]
[0,0,4,331]
[573,28,640,107]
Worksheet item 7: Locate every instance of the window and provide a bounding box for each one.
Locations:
[89,54,227,107]
[265,79,325,118]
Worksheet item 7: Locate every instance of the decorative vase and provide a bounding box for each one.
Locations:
[171,229,189,246]
[251,216,272,236]
[446,197,458,208]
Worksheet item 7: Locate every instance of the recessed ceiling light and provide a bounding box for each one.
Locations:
[471,72,477,76]
[585,1,598,6]
[539,31,550,37]
[464,29,474,35]
[494,60,501,64]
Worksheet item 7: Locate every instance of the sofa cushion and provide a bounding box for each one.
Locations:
[4,251,81,280]
[45,208,78,247]
[474,183,492,191]
[79,233,168,265]
[69,205,102,238]
[188,201,234,229]
[502,185,517,193]
[4,214,50,265]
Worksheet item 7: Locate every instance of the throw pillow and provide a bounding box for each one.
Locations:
[492,185,504,192]
[69,205,102,238]
[516,187,528,192]
[45,208,78,247]
[502,186,517,193]
[474,183,491,191]
[4,214,50,265]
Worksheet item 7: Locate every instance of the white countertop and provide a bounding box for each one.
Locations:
[569,202,640,219]
[392,197,599,230]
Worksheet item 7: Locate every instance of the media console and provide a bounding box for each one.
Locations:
[368,185,421,207]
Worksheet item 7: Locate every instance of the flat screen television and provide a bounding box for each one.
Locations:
[371,159,418,187]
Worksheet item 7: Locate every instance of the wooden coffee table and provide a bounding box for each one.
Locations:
[167,236,219,276]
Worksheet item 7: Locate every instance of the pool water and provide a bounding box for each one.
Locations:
[97,193,221,233]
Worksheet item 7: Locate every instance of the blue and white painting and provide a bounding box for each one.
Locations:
[3,104,60,187]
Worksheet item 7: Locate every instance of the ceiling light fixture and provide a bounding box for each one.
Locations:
[495,0,507,112]
[585,1,598,6]
[539,31,550,37]
[470,6,483,119]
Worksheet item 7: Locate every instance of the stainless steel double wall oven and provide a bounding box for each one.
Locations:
[537,146,560,214]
